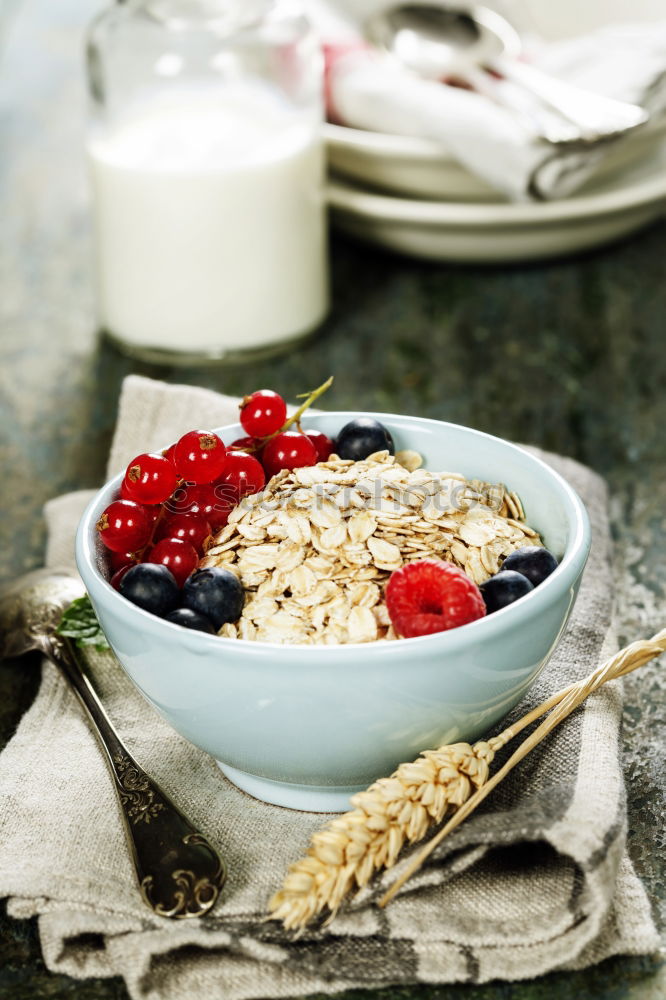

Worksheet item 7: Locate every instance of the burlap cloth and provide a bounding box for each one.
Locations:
[0,375,659,999]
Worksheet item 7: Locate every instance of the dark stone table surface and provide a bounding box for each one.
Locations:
[0,1,663,998]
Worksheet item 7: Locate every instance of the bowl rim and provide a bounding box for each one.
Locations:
[76,411,591,657]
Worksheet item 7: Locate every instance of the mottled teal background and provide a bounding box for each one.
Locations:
[0,1,663,998]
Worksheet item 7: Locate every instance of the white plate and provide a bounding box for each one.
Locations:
[327,144,666,262]
[323,0,666,202]
[325,122,501,202]
[324,121,666,202]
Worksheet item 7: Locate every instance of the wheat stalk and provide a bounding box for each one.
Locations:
[268,628,666,930]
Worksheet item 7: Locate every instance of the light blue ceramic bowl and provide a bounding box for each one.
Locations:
[76,413,590,812]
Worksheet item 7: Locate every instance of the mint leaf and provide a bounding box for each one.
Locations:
[56,595,110,651]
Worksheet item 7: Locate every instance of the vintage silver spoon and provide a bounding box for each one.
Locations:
[0,567,226,918]
[365,3,649,144]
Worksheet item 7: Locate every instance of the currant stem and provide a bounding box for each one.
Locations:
[134,503,167,561]
[264,376,334,443]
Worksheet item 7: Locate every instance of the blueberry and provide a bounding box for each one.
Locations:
[479,570,534,614]
[164,608,217,633]
[335,418,395,461]
[182,567,244,629]
[501,546,558,587]
[119,563,180,617]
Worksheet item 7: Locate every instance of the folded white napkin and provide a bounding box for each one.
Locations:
[308,1,666,200]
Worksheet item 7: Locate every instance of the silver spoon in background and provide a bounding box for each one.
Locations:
[365,3,650,145]
[0,567,226,918]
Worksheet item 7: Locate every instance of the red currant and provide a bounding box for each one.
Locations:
[96,500,152,553]
[108,549,139,571]
[110,564,133,591]
[162,480,191,516]
[230,435,263,455]
[239,390,287,438]
[119,482,161,521]
[173,430,227,485]
[162,442,177,465]
[215,450,265,499]
[165,482,236,532]
[122,452,178,505]
[155,513,212,555]
[262,431,318,480]
[146,537,198,588]
[306,430,335,462]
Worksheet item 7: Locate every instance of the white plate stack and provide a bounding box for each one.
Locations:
[323,1,666,262]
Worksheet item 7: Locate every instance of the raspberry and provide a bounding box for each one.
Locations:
[385,560,486,638]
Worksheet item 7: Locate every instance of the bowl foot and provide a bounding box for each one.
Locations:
[216,762,364,812]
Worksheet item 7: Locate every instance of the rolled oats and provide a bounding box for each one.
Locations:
[275,542,306,572]
[348,510,377,544]
[348,606,379,644]
[395,449,423,472]
[200,450,542,646]
[287,565,317,597]
[309,499,343,530]
[319,522,348,551]
[349,581,381,608]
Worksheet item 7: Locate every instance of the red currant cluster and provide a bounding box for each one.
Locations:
[235,388,334,478]
[96,383,336,592]
[96,428,249,589]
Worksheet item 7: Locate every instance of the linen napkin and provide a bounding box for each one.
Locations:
[0,374,659,1000]
[309,0,666,200]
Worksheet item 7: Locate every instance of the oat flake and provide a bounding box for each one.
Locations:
[199,450,542,645]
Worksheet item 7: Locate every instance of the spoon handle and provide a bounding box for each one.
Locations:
[492,56,649,142]
[42,633,226,918]
[462,64,583,145]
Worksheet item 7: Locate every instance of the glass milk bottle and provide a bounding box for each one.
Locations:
[86,0,328,363]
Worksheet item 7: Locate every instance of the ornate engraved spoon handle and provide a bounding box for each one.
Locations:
[39,634,226,918]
